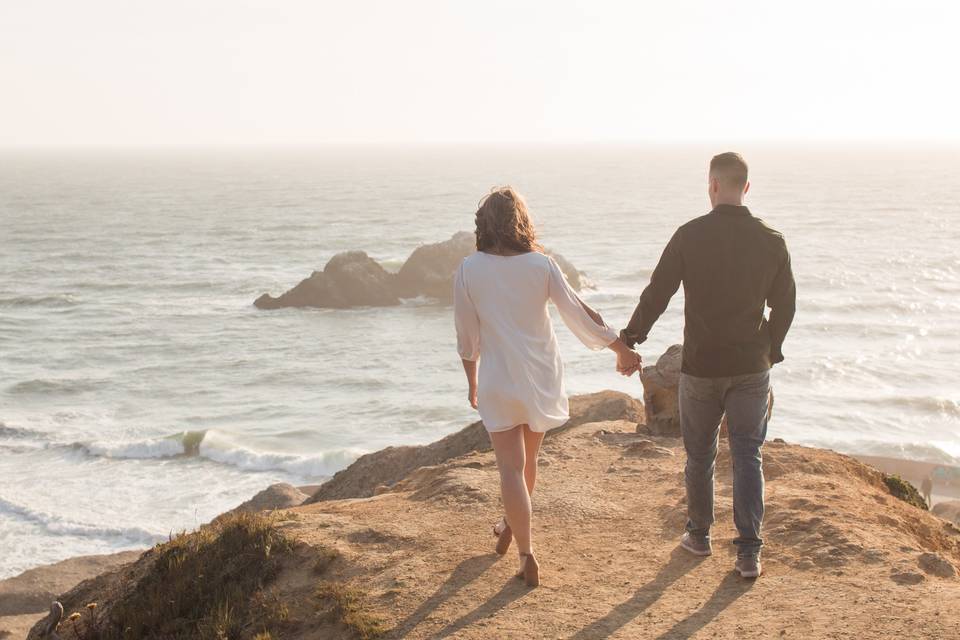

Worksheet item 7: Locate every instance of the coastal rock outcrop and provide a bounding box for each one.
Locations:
[255,251,399,310]
[933,500,960,524]
[638,344,774,437]
[29,410,960,639]
[230,483,309,513]
[305,390,644,503]
[254,232,588,309]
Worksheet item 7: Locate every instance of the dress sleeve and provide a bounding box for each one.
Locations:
[547,256,618,350]
[453,262,481,361]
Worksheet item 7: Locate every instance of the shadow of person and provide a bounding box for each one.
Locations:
[432,575,532,639]
[391,553,499,637]
[652,571,755,639]
[568,547,707,640]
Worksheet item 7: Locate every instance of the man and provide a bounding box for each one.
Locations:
[620,152,796,578]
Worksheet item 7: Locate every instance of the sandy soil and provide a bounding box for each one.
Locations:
[15,408,960,639]
[270,419,960,639]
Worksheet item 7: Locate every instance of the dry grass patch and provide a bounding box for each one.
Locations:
[94,511,294,640]
[316,582,386,639]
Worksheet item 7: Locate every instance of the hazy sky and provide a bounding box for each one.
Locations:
[2,1,959,146]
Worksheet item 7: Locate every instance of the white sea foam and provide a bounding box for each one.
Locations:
[76,429,366,477]
[0,495,165,544]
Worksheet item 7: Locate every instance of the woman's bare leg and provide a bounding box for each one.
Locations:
[489,426,533,556]
[522,425,545,496]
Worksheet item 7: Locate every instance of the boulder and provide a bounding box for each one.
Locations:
[254,251,399,309]
[639,344,683,436]
[933,500,960,524]
[638,344,774,438]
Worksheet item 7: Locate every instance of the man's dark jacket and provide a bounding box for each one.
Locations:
[621,204,796,378]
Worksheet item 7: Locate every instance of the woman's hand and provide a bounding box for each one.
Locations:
[608,338,642,376]
[468,384,478,409]
[617,349,642,376]
[461,358,479,409]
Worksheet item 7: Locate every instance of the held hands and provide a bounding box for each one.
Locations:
[609,339,641,377]
[616,349,642,376]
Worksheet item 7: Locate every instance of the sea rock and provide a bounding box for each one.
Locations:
[230,483,309,513]
[394,231,477,299]
[305,390,644,503]
[933,500,960,524]
[254,251,399,309]
[255,232,588,309]
[638,344,774,438]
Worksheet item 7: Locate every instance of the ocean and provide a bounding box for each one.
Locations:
[1,146,958,579]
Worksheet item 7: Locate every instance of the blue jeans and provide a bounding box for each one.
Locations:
[679,370,770,555]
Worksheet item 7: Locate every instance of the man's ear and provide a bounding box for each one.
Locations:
[743,181,751,196]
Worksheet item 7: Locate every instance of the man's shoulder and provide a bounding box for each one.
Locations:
[675,212,714,237]
[750,215,788,246]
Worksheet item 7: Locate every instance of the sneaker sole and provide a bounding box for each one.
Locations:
[680,539,713,556]
[736,567,762,578]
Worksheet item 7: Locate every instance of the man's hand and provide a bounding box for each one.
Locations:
[616,349,642,376]
[468,384,478,409]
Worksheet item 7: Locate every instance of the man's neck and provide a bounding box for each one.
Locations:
[713,197,744,207]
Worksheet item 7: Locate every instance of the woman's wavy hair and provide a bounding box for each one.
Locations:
[474,186,542,254]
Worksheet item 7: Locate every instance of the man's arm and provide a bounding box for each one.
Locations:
[620,229,683,349]
[767,245,796,364]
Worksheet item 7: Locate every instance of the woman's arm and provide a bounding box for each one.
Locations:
[550,259,641,375]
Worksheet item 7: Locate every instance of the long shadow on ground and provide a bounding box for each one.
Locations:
[390,553,499,638]
[568,547,707,639]
[653,571,755,639]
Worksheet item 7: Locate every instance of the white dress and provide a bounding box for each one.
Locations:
[454,251,619,432]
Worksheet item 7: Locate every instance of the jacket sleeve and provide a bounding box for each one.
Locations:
[767,244,796,364]
[547,257,618,350]
[620,228,683,348]
[453,262,481,361]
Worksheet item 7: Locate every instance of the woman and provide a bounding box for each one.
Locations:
[453,186,640,587]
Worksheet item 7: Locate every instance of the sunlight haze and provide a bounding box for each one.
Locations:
[1,0,959,146]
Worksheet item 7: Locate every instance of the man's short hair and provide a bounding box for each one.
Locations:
[710,152,749,190]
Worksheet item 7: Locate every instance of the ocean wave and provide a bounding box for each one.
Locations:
[0,495,165,544]
[0,422,47,440]
[858,395,960,418]
[815,439,960,466]
[0,294,79,308]
[75,429,364,478]
[6,378,104,396]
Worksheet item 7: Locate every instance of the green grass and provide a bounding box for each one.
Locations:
[99,511,294,640]
[316,582,386,639]
[884,474,929,510]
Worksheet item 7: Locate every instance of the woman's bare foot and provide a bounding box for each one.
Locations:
[493,517,512,555]
[515,552,540,587]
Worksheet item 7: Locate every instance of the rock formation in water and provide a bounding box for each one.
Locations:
[254,232,587,310]
[255,251,400,310]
